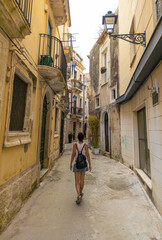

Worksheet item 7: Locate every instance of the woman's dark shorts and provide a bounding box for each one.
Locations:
[73,163,88,172]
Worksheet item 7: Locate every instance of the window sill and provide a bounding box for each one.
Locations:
[4,137,31,148]
[135,168,152,190]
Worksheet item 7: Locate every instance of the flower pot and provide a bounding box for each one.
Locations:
[101,67,107,74]
[92,147,100,155]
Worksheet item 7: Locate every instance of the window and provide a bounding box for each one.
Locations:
[4,62,34,148]
[9,74,27,131]
[152,91,159,106]
[104,53,107,83]
[47,20,52,55]
[54,107,59,132]
[112,89,116,100]
[74,70,77,79]
[80,99,82,108]
[101,50,108,84]
[95,96,100,108]
[79,122,82,128]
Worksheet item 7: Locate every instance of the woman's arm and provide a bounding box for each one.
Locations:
[70,144,76,171]
[85,144,92,172]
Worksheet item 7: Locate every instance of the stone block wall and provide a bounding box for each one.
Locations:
[0,164,39,232]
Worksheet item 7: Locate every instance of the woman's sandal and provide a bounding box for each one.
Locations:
[80,193,84,198]
[76,195,82,205]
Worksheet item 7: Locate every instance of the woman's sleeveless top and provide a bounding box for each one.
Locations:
[74,142,86,162]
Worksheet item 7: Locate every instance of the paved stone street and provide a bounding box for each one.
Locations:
[0,144,162,240]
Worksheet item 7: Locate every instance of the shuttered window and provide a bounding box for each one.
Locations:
[9,74,27,131]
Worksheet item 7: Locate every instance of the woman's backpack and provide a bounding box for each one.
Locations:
[75,143,87,169]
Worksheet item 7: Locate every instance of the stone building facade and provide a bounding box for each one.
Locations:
[0,0,72,231]
[65,50,85,143]
[89,12,121,160]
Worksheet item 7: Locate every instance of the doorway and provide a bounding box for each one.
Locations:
[40,95,48,170]
[137,108,151,177]
[60,111,64,153]
[105,112,109,152]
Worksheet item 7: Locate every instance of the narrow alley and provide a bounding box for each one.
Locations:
[1,144,162,240]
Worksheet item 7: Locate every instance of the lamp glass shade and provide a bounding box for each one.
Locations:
[102,12,118,34]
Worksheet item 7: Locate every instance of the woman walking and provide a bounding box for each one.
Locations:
[70,132,91,205]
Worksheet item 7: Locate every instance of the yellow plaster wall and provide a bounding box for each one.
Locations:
[0,0,62,184]
[0,66,42,184]
[119,0,156,96]
[22,0,59,64]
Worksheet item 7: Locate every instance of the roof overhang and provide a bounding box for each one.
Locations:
[116,16,162,104]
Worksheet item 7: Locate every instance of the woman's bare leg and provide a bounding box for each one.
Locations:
[80,172,85,195]
[75,172,81,197]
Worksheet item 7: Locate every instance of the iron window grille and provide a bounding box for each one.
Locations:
[9,74,27,131]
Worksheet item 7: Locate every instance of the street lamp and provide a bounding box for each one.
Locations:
[102,11,146,47]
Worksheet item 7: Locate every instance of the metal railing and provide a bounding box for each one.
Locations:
[71,107,83,116]
[72,80,83,91]
[38,34,67,83]
[15,0,33,27]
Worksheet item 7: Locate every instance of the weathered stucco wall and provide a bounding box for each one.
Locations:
[120,63,162,214]
[118,0,156,95]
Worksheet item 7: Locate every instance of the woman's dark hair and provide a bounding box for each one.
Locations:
[78,132,84,142]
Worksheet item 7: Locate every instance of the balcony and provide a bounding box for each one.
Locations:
[71,80,83,94]
[71,107,83,118]
[49,0,67,26]
[0,0,33,38]
[38,34,67,93]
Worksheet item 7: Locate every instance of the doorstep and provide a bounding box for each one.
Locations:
[135,168,152,190]
[40,168,49,181]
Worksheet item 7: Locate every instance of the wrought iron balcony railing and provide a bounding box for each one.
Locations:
[38,34,67,83]
[15,0,33,27]
[72,80,83,91]
[71,107,83,116]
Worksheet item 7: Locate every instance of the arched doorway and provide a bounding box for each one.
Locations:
[40,94,48,170]
[105,112,109,152]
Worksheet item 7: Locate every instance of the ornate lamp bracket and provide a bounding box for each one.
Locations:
[110,31,146,47]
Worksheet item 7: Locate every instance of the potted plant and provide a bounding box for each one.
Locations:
[100,66,107,74]
[88,115,99,154]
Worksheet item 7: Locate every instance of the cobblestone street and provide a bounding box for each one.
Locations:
[1,144,162,240]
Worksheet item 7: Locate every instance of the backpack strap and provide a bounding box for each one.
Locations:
[75,143,79,153]
[75,143,85,153]
[80,143,86,153]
